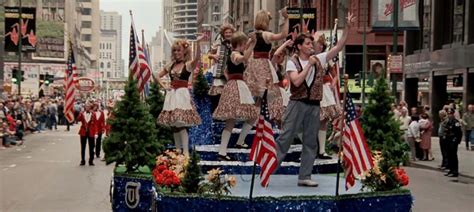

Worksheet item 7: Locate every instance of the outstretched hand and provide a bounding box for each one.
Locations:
[346,12,356,27]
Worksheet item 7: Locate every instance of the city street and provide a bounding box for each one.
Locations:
[1,126,473,212]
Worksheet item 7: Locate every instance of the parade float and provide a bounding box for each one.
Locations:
[104,70,413,211]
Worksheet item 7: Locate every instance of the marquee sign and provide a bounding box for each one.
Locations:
[75,77,95,92]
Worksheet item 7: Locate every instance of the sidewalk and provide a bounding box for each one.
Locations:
[410,137,474,181]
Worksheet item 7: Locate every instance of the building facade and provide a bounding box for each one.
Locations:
[100,10,123,78]
[163,0,174,32]
[404,0,474,133]
[77,0,100,71]
[173,0,198,40]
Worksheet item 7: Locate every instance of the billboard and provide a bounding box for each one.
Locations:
[32,1,66,60]
[4,7,36,52]
[371,0,420,30]
[287,8,317,34]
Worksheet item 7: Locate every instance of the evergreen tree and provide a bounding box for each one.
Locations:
[103,79,164,172]
[181,149,203,193]
[193,67,209,96]
[146,81,173,147]
[361,75,409,170]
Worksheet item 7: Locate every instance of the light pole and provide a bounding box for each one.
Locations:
[17,0,23,95]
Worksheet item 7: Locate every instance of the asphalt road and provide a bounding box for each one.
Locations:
[1,125,473,212]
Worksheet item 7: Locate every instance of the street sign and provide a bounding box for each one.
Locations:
[75,77,96,92]
[4,7,37,52]
[388,54,403,73]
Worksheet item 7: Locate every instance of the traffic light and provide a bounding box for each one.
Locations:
[12,68,25,83]
[367,72,375,87]
[355,72,361,87]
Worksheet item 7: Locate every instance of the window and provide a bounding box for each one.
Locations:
[100,62,104,68]
[452,0,465,43]
[82,8,92,15]
[214,5,219,13]
[82,34,91,41]
[82,21,92,28]
[107,62,111,68]
[107,72,111,78]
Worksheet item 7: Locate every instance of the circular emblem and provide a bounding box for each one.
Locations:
[75,77,95,92]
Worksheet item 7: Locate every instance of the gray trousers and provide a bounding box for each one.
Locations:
[276,100,320,180]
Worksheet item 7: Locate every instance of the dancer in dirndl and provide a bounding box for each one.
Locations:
[213,32,258,161]
[207,23,235,113]
[156,36,205,156]
[268,39,293,128]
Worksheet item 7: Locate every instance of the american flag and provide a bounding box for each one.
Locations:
[342,93,374,190]
[64,44,76,123]
[129,20,151,93]
[249,90,278,187]
[142,43,152,97]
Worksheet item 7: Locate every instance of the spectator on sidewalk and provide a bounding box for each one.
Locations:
[461,104,473,150]
[407,115,420,161]
[58,100,65,126]
[399,108,411,143]
[48,100,58,130]
[444,108,463,177]
[419,113,433,160]
[438,110,449,169]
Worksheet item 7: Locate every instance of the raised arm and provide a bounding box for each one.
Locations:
[190,34,207,69]
[265,7,289,42]
[272,39,293,63]
[326,12,356,62]
[232,38,256,64]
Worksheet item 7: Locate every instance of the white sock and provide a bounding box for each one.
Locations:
[173,132,181,152]
[236,122,253,145]
[179,129,189,157]
[318,130,327,155]
[218,129,231,156]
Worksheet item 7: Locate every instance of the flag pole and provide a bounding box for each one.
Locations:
[249,89,267,201]
[335,74,349,196]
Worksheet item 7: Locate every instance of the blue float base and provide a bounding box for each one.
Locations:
[156,174,413,212]
[112,175,412,212]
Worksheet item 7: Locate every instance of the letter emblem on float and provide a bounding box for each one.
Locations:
[125,182,141,209]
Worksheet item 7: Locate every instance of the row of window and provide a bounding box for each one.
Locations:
[100,52,113,59]
[100,43,113,49]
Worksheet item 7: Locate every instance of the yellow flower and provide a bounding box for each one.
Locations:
[207,168,222,181]
[227,176,237,187]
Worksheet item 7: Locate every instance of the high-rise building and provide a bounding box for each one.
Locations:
[100,10,123,78]
[77,0,100,71]
[163,0,174,31]
[173,0,198,40]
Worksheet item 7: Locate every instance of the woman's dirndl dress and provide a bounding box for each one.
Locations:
[158,62,202,127]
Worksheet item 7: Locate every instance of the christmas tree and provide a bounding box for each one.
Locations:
[193,67,209,96]
[103,79,165,172]
[146,82,173,147]
[181,149,203,193]
[361,75,409,171]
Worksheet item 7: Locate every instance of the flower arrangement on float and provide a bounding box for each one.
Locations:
[361,151,410,191]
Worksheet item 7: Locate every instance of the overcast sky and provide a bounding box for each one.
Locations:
[100,0,163,64]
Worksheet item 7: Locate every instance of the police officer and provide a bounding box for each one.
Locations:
[444,108,463,177]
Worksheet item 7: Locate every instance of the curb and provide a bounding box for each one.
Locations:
[409,162,474,183]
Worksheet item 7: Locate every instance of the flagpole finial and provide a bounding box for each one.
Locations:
[129,10,133,16]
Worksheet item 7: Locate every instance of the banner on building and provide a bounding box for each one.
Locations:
[4,7,36,52]
[287,8,317,34]
[32,1,66,60]
[371,0,419,30]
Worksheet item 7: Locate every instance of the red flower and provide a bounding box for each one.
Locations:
[157,165,167,174]
[393,168,410,186]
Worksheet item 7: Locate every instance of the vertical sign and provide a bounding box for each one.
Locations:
[287,8,317,34]
[4,7,36,52]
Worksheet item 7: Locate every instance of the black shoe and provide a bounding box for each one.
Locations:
[96,155,101,158]
[218,154,232,161]
[318,154,332,159]
[444,172,453,176]
[447,173,458,177]
[80,161,86,166]
[89,161,95,166]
